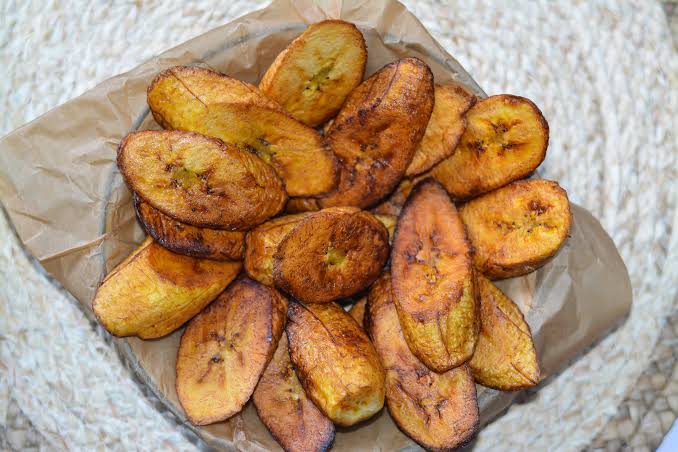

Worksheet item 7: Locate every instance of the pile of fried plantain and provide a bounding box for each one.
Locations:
[94,17,576,452]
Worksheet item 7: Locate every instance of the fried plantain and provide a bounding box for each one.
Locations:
[273,208,389,303]
[391,179,479,372]
[460,179,571,279]
[259,20,367,127]
[148,66,338,197]
[176,278,288,425]
[134,194,244,261]
[348,296,367,328]
[318,57,434,209]
[366,273,479,451]
[244,213,310,286]
[286,301,385,426]
[430,94,549,200]
[92,237,241,339]
[405,83,477,177]
[118,130,286,230]
[253,334,335,452]
[469,276,540,390]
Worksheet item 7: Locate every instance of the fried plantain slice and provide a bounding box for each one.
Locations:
[285,197,320,213]
[371,178,415,217]
[253,334,335,452]
[391,179,479,372]
[259,20,367,127]
[429,94,549,200]
[373,214,397,244]
[366,273,479,451]
[460,179,571,279]
[92,237,241,339]
[348,296,367,328]
[405,83,477,177]
[469,276,540,390]
[286,301,385,426]
[244,213,311,286]
[118,130,286,230]
[134,194,244,261]
[318,57,434,209]
[176,278,288,425]
[273,208,390,303]
[147,66,338,197]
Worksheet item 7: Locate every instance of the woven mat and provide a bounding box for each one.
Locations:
[1,1,676,451]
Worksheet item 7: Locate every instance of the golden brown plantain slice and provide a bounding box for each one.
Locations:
[118,130,286,230]
[405,83,477,177]
[92,237,241,339]
[319,57,434,209]
[134,194,244,261]
[273,208,389,303]
[469,276,540,390]
[366,273,479,451]
[460,179,571,279]
[391,179,479,372]
[348,296,367,328]
[286,301,385,426]
[147,66,338,197]
[253,334,335,452]
[285,197,320,213]
[259,20,367,127]
[176,278,288,425]
[429,94,549,200]
[244,213,311,286]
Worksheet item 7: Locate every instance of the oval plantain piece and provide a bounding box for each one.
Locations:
[391,179,479,372]
[273,207,390,303]
[147,66,338,197]
[117,130,286,230]
[259,20,367,127]
[286,301,385,426]
[348,296,367,329]
[244,213,311,286]
[429,94,549,200]
[405,83,477,177]
[469,275,540,390]
[176,278,288,426]
[459,179,571,279]
[92,237,241,339]
[319,57,434,209]
[366,273,479,451]
[134,194,244,261]
[253,334,335,452]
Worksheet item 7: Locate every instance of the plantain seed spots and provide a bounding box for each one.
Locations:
[211,354,223,363]
[528,200,548,215]
[257,136,271,147]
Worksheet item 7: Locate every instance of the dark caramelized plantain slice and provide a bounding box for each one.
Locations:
[244,213,310,286]
[253,334,335,452]
[273,208,389,303]
[429,94,549,200]
[366,273,479,451]
[460,179,571,279]
[134,195,244,261]
[286,301,385,426]
[391,179,479,372]
[259,20,367,127]
[405,83,477,177]
[92,238,241,339]
[147,66,338,197]
[318,57,434,209]
[469,276,540,390]
[117,130,286,230]
[176,278,288,425]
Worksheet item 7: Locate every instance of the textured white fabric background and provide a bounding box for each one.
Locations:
[1,1,676,451]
